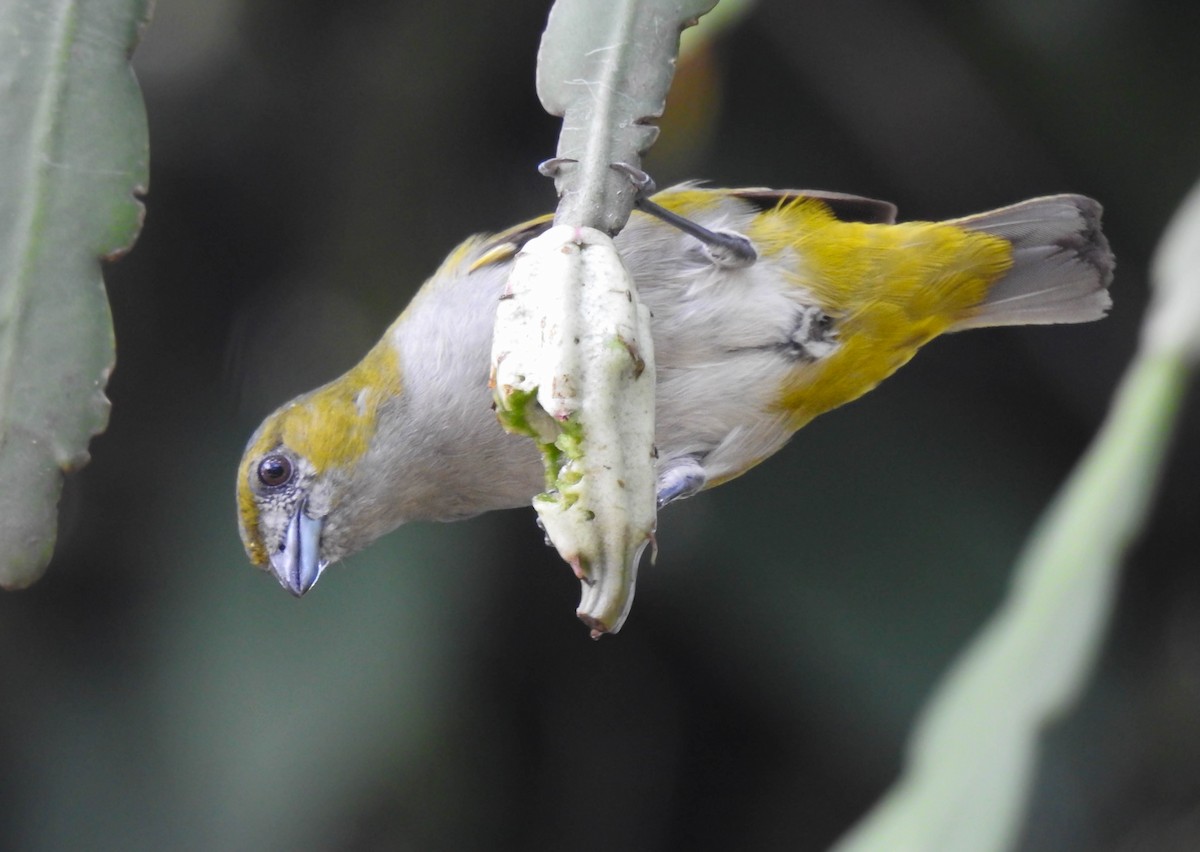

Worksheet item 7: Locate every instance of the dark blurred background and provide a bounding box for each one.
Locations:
[2,0,1199,849]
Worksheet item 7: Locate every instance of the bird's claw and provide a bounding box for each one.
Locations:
[656,457,708,508]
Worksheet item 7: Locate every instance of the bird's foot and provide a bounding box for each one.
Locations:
[656,457,708,508]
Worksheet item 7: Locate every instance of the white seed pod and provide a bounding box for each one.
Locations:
[491,224,657,636]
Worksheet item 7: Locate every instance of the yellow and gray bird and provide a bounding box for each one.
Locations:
[237,186,1113,596]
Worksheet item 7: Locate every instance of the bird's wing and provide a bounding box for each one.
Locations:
[726,188,898,224]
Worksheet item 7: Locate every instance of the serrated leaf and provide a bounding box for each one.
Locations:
[537,0,717,232]
[0,0,151,588]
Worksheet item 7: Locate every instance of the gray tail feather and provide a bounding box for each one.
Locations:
[948,195,1114,331]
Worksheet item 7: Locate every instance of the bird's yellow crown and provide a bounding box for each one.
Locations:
[237,336,403,565]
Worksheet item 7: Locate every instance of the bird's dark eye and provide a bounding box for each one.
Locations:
[257,455,294,488]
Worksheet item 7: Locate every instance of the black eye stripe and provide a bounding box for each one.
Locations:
[257,454,294,488]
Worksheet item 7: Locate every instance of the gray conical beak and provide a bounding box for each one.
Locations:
[269,501,327,596]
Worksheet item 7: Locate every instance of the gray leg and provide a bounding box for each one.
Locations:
[610,162,757,268]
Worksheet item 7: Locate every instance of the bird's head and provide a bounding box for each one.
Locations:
[237,340,404,596]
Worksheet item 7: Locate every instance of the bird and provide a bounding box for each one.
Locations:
[237,184,1113,598]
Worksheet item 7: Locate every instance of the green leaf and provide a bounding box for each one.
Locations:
[0,0,151,588]
[537,0,717,232]
[1147,177,1200,362]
